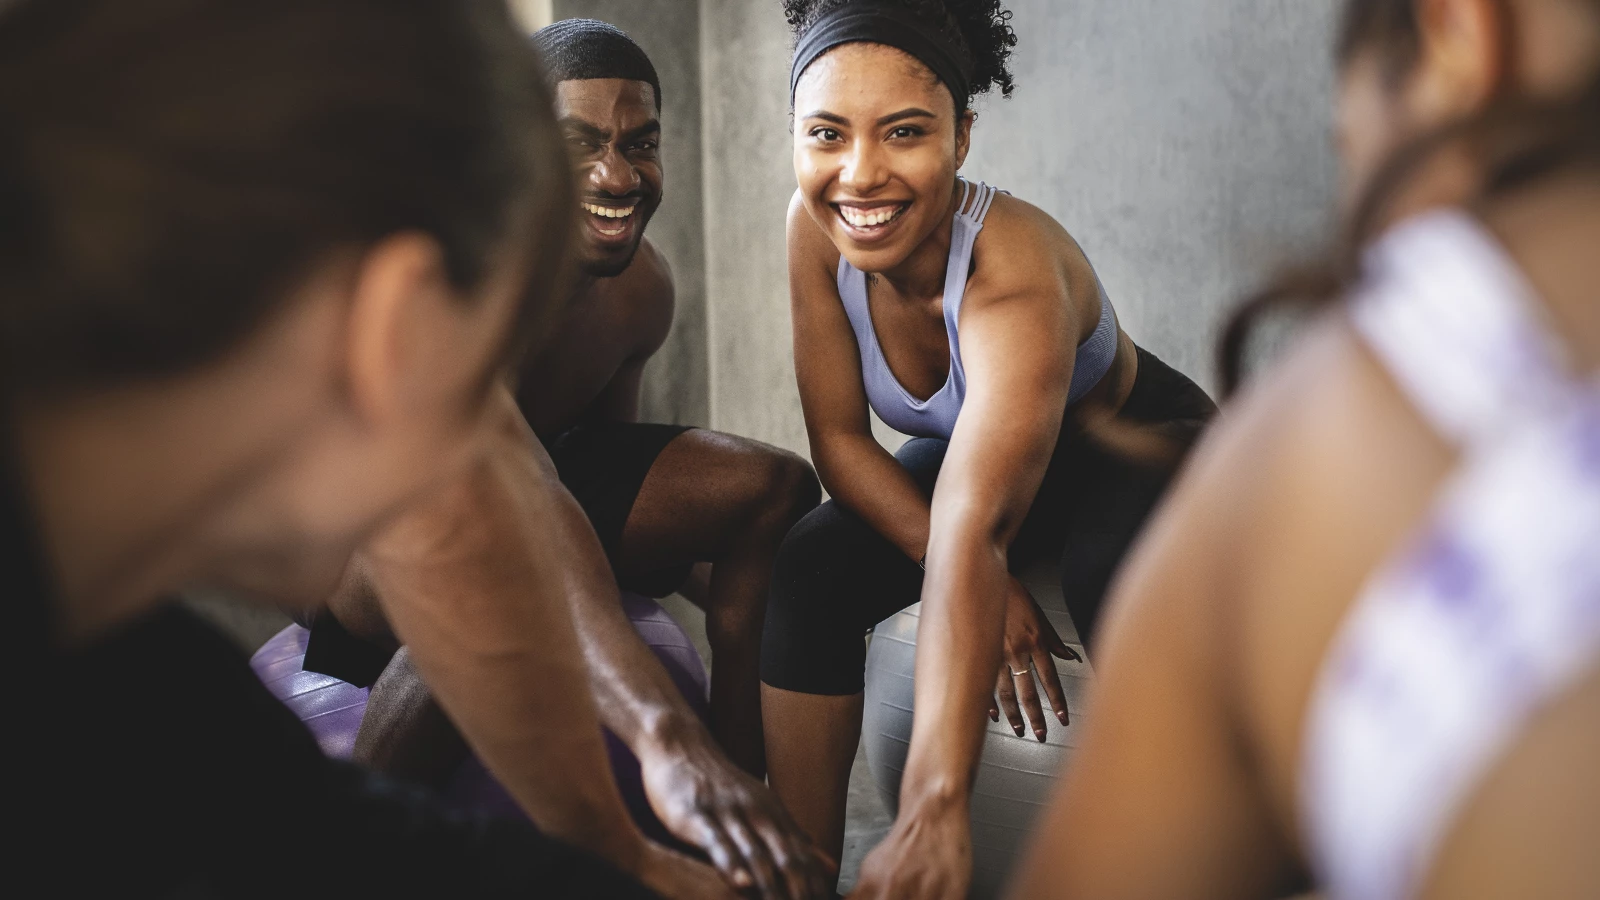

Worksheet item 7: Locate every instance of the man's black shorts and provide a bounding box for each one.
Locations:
[546,421,693,598]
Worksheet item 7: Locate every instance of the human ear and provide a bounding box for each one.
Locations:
[1410,0,1510,121]
[954,109,976,170]
[342,233,457,430]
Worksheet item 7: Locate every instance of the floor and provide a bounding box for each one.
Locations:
[839,738,894,892]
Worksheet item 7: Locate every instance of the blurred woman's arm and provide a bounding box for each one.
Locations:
[357,390,736,900]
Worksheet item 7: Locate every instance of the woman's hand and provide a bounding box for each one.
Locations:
[848,792,972,900]
[989,577,1080,741]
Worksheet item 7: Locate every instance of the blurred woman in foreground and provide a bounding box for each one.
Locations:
[1010,0,1600,897]
[2,0,658,895]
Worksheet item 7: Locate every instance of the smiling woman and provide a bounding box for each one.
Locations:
[759,1,1219,897]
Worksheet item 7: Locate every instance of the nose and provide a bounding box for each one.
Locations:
[839,138,889,195]
[590,144,640,197]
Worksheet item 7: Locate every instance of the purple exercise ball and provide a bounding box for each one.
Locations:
[250,591,709,843]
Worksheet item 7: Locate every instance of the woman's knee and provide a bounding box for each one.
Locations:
[769,502,861,609]
[761,503,883,692]
[893,437,948,496]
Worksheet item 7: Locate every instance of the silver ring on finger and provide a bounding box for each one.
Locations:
[1009,666,1030,677]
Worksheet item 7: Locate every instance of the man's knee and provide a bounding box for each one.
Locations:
[759,449,822,526]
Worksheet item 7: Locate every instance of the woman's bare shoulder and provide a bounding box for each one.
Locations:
[967,191,1098,323]
[1101,312,1458,837]
[975,192,1085,264]
[1100,321,1363,635]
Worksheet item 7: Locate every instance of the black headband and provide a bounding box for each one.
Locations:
[790,3,973,112]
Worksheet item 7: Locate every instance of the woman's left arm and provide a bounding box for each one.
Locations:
[852,214,1080,898]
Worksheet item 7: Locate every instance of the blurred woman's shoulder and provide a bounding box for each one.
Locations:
[1139,311,1457,813]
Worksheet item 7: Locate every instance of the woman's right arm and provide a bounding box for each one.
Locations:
[787,192,932,560]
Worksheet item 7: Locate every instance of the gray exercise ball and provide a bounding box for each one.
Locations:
[862,563,1095,899]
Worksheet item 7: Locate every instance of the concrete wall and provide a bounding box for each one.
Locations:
[553,0,712,426]
[700,0,810,451]
[508,0,553,31]
[960,0,1340,385]
[700,0,1341,457]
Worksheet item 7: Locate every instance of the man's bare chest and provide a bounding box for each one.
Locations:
[517,298,638,432]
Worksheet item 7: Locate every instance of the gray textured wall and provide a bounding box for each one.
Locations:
[701,0,1341,457]
[700,0,810,451]
[960,0,1340,385]
[554,0,711,427]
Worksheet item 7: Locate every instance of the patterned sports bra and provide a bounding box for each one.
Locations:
[1301,209,1600,900]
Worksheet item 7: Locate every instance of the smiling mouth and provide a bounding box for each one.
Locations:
[582,201,638,238]
[835,202,910,234]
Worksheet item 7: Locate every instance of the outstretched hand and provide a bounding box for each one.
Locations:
[988,577,1080,741]
[639,728,837,899]
[848,794,971,900]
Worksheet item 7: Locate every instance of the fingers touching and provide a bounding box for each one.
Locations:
[692,815,757,893]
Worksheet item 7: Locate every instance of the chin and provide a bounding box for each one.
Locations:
[839,239,915,276]
[582,245,643,279]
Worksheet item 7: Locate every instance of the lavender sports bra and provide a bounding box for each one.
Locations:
[1302,210,1600,900]
[837,179,1119,441]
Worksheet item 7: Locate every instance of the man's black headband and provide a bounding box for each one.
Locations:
[790,3,974,112]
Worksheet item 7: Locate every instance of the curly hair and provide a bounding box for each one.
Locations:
[783,0,1018,102]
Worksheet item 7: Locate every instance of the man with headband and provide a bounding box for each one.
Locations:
[300,18,836,900]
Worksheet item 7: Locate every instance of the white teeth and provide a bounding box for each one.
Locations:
[583,203,635,219]
[840,205,903,228]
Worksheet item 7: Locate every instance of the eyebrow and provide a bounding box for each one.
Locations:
[876,107,937,126]
[558,117,661,144]
[559,118,609,141]
[799,107,940,127]
[620,119,661,143]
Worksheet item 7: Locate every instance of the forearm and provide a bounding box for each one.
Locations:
[899,519,1011,805]
[525,430,711,756]
[897,418,1053,807]
[813,431,933,561]
[361,435,647,871]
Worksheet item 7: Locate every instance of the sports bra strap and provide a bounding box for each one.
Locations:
[1351,211,1574,448]
[956,178,1000,226]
